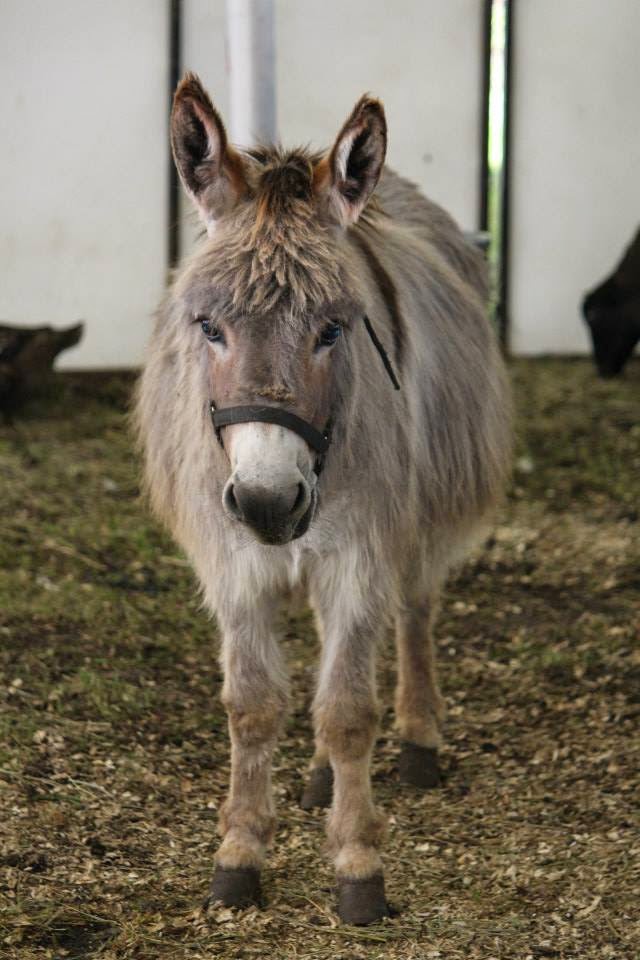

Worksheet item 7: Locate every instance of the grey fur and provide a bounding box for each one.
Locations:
[134,79,512,918]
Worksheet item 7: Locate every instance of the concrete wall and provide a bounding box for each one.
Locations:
[275,0,484,231]
[181,0,485,251]
[4,2,638,366]
[1,1,483,369]
[179,0,229,254]
[510,0,640,355]
[0,1,169,369]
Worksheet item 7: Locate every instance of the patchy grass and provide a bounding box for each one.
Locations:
[1,360,639,960]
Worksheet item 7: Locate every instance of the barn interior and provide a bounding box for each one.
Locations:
[1,3,638,958]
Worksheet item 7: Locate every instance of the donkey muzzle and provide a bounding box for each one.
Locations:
[223,474,315,544]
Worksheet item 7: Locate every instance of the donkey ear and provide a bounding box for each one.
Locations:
[317,95,387,226]
[171,73,248,233]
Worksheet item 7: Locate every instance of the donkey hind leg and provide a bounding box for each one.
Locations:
[312,605,389,925]
[394,592,446,789]
[300,608,332,809]
[209,599,288,910]
[300,737,333,810]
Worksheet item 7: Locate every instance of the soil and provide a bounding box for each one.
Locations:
[0,359,638,959]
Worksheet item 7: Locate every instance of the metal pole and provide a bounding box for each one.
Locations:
[478,0,492,235]
[499,0,513,350]
[226,0,277,146]
[168,0,182,269]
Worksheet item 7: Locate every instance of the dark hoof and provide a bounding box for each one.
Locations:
[209,865,262,909]
[337,874,390,925]
[398,742,441,789]
[300,765,333,810]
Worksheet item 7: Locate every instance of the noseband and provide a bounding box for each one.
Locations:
[210,314,400,476]
[211,402,332,475]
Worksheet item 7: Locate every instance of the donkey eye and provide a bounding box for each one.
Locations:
[317,322,342,349]
[198,316,225,344]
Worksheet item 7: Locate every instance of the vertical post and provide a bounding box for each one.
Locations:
[478,0,493,235]
[479,0,512,350]
[499,0,513,350]
[226,0,277,146]
[168,0,182,269]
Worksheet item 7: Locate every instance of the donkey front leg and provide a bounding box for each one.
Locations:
[395,592,446,788]
[312,609,389,925]
[210,599,288,909]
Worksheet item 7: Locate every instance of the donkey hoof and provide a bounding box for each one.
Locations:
[300,765,333,809]
[337,874,390,925]
[209,865,262,909]
[399,742,441,789]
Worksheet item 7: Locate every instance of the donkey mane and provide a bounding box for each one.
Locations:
[178,146,389,325]
[184,147,344,319]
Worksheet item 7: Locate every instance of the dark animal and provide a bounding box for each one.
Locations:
[582,227,640,377]
[135,74,512,925]
[0,322,84,415]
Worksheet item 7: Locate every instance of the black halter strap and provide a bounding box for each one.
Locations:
[210,314,400,474]
[211,404,330,455]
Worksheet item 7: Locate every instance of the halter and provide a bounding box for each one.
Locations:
[210,314,400,475]
[211,402,332,475]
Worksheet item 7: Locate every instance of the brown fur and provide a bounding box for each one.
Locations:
[135,75,513,921]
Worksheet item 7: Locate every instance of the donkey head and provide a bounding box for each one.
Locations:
[171,74,387,545]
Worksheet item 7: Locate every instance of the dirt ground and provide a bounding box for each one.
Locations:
[0,359,638,960]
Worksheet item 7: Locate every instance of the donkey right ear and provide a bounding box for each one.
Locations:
[171,73,248,234]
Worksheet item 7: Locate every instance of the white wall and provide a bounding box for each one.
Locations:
[1,1,483,369]
[510,0,640,355]
[0,1,169,369]
[8,2,637,366]
[179,0,230,253]
[181,0,484,250]
[276,0,484,231]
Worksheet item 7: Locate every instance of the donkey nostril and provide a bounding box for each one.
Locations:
[292,482,307,516]
[223,482,242,520]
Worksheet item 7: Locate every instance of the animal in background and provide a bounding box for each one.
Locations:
[582,227,640,377]
[0,322,84,417]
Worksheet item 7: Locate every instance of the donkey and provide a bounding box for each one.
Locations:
[135,73,512,925]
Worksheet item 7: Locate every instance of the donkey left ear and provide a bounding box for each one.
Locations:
[316,95,387,226]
